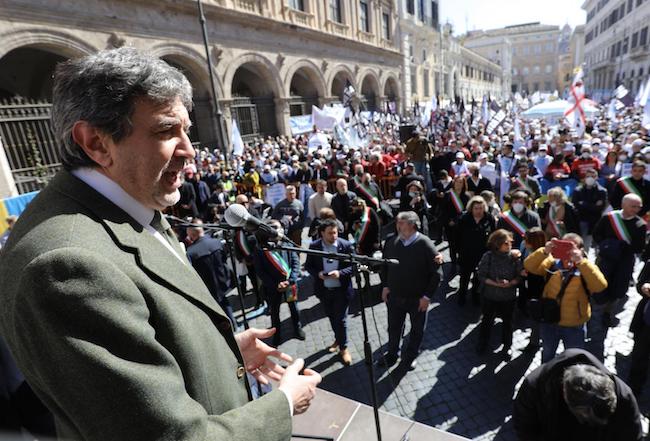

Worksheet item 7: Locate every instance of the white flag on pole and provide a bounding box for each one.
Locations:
[231,119,244,157]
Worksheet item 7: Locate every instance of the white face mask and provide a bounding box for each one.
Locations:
[512,202,525,213]
[585,177,596,187]
[538,152,546,157]
[582,153,591,159]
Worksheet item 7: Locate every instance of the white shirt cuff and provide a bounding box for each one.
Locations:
[280,388,294,416]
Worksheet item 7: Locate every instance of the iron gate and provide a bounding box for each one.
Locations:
[231,97,277,142]
[0,97,61,194]
[288,96,319,117]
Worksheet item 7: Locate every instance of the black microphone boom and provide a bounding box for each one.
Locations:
[223,204,283,241]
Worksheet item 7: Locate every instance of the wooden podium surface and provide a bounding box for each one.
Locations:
[292,389,468,441]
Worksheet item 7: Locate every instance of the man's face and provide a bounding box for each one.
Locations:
[103,97,194,210]
[322,226,338,245]
[336,180,347,194]
[396,218,416,239]
[632,165,645,180]
[622,197,642,217]
[286,188,296,201]
[317,182,326,194]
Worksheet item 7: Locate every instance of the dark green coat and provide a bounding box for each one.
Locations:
[0,170,291,441]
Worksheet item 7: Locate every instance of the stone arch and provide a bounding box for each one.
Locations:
[284,60,326,116]
[0,28,99,100]
[359,70,380,111]
[328,65,356,102]
[151,43,222,150]
[222,53,283,100]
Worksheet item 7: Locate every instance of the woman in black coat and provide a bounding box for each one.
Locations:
[442,175,471,265]
[399,180,428,226]
[456,196,496,305]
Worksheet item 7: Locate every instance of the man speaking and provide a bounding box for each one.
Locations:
[0,47,320,440]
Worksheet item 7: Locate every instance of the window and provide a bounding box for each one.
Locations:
[410,66,417,95]
[329,0,342,22]
[522,67,529,75]
[289,0,304,11]
[637,0,643,5]
[533,82,540,90]
[545,64,552,73]
[418,0,425,21]
[544,81,551,90]
[431,0,438,27]
[533,65,540,74]
[359,0,370,32]
[522,46,530,55]
[423,69,430,96]
[522,83,529,92]
[382,12,390,39]
[545,42,554,52]
[409,44,414,57]
[628,0,634,12]
[422,49,427,61]
[534,44,542,54]
[623,36,629,53]
[632,31,639,48]
[406,0,415,15]
[641,27,648,46]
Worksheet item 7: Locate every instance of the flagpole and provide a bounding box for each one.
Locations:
[197,0,230,163]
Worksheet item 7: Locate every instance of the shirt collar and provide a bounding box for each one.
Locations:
[400,231,419,246]
[71,167,156,228]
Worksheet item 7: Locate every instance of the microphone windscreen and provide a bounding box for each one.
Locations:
[224,204,249,227]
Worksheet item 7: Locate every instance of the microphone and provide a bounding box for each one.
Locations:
[224,204,283,240]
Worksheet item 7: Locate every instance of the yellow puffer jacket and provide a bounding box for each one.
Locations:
[524,247,608,327]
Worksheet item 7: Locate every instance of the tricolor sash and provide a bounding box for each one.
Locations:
[354,178,380,208]
[354,207,371,244]
[547,206,565,238]
[501,210,528,237]
[513,177,530,191]
[607,210,632,244]
[236,230,252,257]
[618,176,642,197]
[264,250,291,279]
[450,191,465,215]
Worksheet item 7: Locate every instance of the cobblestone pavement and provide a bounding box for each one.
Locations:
[233,240,649,440]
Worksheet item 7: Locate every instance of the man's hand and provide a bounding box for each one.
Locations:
[544,240,554,255]
[279,359,322,415]
[510,249,522,259]
[434,254,444,265]
[569,247,583,264]
[641,283,650,297]
[382,287,390,303]
[278,280,290,291]
[418,296,430,312]
[318,271,328,280]
[327,270,340,279]
[235,328,293,384]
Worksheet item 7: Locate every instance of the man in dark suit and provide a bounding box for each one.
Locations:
[331,178,358,238]
[305,219,354,365]
[186,219,237,329]
[0,47,320,441]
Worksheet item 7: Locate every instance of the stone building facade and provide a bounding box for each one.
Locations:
[582,0,650,101]
[461,33,512,98]
[0,0,404,196]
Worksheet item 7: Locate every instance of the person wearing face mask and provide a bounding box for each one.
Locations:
[399,181,427,223]
[513,349,642,441]
[610,161,650,216]
[533,145,553,177]
[497,191,541,249]
[570,145,601,181]
[539,187,580,239]
[571,168,608,251]
[442,175,471,266]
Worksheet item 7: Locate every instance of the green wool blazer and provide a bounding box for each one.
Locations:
[0,170,292,441]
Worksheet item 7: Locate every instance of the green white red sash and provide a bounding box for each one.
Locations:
[354,207,371,244]
[607,210,632,244]
[513,177,530,191]
[354,177,379,208]
[618,176,642,197]
[236,230,251,257]
[450,191,465,214]
[547,206,565,238]
[264,250,291,279]
[501,210,528,237]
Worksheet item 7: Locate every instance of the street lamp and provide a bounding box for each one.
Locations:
[197,0,229,163]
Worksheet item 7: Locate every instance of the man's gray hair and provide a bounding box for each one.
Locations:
[52,47,193,169]
[562,364,617,423]
[396,211,420,230]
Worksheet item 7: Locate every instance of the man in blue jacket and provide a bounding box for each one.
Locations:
[305,219,355,365]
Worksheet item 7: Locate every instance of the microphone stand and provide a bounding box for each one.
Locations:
[166,216,250,329]
[265,240,393,441]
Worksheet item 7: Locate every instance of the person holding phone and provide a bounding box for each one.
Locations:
[524,234,608,363]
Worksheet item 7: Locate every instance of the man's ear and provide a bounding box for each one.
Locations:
[71,121,113,168]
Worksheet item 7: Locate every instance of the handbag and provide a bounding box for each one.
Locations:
[527,269,574,323]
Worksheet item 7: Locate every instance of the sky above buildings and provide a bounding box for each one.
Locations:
[441,0,586,35]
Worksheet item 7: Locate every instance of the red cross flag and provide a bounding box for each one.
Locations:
[564,67,586,136]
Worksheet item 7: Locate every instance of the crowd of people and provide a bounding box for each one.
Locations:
[2,46,650,440]
[169,102,650,437]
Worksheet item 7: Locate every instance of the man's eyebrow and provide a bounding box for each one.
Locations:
[152,117,193,131]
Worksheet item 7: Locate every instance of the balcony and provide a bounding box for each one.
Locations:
[357,29,375,45]
[326,19,350,37]
[232,0,263,14]
[285,7,315,28]
[629,44,649,59]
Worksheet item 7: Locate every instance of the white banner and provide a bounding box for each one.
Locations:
[231,119,244,157]
[264,183,287,208]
